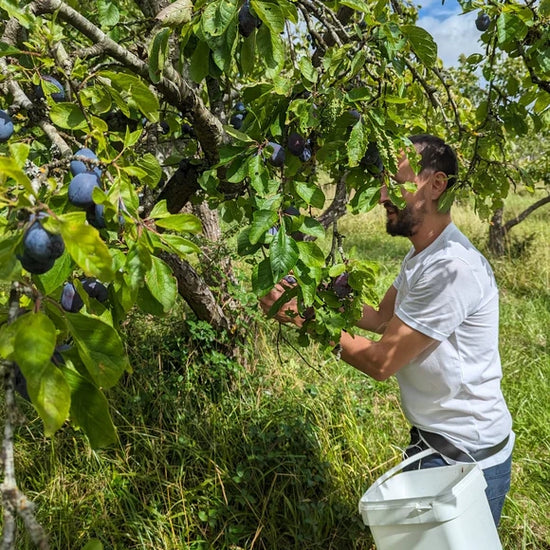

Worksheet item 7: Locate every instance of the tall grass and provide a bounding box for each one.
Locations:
[2,192,549,549]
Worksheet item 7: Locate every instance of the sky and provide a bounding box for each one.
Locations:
[416,0,485,67]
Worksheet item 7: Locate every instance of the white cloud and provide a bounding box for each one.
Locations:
[417,11,484,67]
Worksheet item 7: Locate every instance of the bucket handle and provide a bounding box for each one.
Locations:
[366,448,437,494]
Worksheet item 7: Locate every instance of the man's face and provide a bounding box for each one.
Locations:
[380,154,431,237]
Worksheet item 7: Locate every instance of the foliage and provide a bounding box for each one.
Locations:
[0,0,548,525]
[4,199,549,549]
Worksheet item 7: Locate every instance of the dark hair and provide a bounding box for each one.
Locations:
[409,134,458,188]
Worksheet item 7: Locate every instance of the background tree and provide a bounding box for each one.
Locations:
[0,0,548,545]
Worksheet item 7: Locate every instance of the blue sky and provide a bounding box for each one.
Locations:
[416,0,485,67]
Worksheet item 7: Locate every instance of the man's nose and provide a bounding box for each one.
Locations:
[379,184,389,204]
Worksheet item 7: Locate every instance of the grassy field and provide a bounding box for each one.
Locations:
[3,191,550,549]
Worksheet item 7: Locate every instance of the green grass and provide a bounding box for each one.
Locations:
[2,192,549,549]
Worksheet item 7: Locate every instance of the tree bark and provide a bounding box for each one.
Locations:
[488,195,550,256]
[488,208,506,256]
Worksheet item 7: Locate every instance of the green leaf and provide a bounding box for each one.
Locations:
[12,312,69,435]
[249,210,278,244]
[56,213,114,282]
[250,0,285,34]
[255,25,284,71]
[269,228,299,281]
[63,365,117,448]
[125,241,152,291]
[295,181,325,209]
[49,102,88,130]
[190,40,211,83]
[298,217,325,240]
[65,314,129,389]
[12,312,56,369]
[0,232,20,280]
[400,25,438,67]
[99,71,160,122]
[159,234,201,255]
[82,539,104,550]
[496,13,528,46]
[28,364,71,436]
[340,0,369,12]
[252,257,275,297]
[202,0,237,36]
[97,0,120,26]
[8,142,30,167]
[149,200,171,219]
[134,153,162,188]
[154,213,202,233]
[148,28,171,83]
[34,252,72,296]
[240,29,256,75]
[299,57,317,83]
[297,241,325,268]
[145,256,178,314]
[0,156,35,197]
[155,0,193,27]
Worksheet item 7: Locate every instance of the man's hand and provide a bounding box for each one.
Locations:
[259,276,303,327]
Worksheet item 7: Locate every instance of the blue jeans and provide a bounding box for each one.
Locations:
[403,444,512,527]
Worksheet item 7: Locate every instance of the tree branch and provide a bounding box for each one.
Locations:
[504,194,550,232]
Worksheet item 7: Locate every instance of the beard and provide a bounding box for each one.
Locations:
[384,203,423,237]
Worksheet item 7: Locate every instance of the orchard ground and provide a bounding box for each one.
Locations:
[3,189,549,549]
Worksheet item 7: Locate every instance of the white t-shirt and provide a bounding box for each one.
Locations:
[393,222,514,468]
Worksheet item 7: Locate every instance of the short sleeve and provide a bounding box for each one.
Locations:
[395,258,483,341]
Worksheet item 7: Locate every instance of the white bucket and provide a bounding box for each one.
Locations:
[358,449,502,550]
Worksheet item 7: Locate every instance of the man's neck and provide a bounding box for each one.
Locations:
[410,215,452,254]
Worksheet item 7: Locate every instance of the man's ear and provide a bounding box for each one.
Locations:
[431,171,448,200]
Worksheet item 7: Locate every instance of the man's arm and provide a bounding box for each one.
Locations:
[355,285,397,334]
[338,314,437,381]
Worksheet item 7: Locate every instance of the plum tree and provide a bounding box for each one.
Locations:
[0,109,14,142]
[68,172,101,208]
[0,0,548,542]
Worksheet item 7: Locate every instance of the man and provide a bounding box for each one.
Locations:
[260,134,514,526]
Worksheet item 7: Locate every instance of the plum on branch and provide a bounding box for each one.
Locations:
[287,132,306,156]
[18,216,65,274]
[475,12,491,31]
[0,110,14,142]
[238,1,262,37]
[267,142,285,167]
[68,171,101,208]
[70,148,102,178]
[35,75,65,102]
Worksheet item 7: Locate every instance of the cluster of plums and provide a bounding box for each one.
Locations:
[18,214,65,274]
[67,147,112,229]
[266,132,313,168]
[230,101,247,130]
[61,278,108,312]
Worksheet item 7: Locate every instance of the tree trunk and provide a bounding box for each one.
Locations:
[488,207,507,256]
